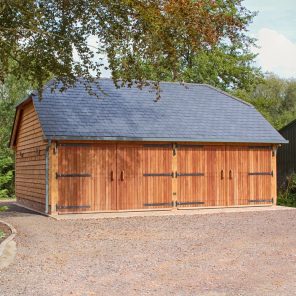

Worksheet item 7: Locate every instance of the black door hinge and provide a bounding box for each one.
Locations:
[143,201,174,207]
[56,205,91,210]
[176,172,204,177]
[248,171,273,176]
[248,198,273,203]
[56,173,92,179]
[176,201,205,206]
[143,173,174,177]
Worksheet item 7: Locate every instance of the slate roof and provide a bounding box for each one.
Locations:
[29,78,286,144]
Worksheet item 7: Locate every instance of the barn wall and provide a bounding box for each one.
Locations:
[278,126,295,188]
[15,101,47,213]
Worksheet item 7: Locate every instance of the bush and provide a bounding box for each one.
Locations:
[0,154,14,199]
[0,206,9,212]
[0,74,30,199]
[278,173,296,207]
[0,230,5,239]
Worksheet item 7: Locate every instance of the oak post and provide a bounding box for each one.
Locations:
[172,143,178,209]
[272,145,278,206]
[49,141,59,214]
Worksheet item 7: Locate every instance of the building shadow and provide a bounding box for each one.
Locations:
[0,201,43,218]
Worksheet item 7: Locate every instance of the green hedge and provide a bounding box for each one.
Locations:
[278,174,296,207]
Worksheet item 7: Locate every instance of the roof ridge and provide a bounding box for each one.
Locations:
[201,84,253,108]
[40,78,253,108]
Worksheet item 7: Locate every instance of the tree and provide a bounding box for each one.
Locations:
[235,74,296,129]
[146,44,262,92]
[1,0,257,97]
[0,73,31,198]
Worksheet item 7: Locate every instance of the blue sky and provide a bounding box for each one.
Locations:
[244,0,296,78]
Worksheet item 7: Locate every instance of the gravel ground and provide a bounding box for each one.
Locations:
[1,204,296,296]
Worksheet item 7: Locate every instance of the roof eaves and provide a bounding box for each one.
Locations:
[9,95,34,148]
[31,96,48,141]
[47,135,288,144]
[15,94,33,108]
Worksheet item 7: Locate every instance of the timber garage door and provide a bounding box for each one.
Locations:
[177,145,227,208]
[116,144,173,210]
[176,145,273,208]
[57,143,117,213]
[247,146,273,205]
[56,143,273,213]
[225,146,273,206]
[57,143,172,213]
[176,144,206,207]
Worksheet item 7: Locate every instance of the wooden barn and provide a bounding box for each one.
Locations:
[9,79,287,215]
[277,120,295,187]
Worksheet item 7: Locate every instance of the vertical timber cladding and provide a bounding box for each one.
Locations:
[177,145,227,207]
[56,142,274,213]
[176,144,206,207]
[57,144,93,213]
[205,146,227,207]
[57,143,117,213]
[225,146,249,206]
[176,145,274,208]
[225,145,273,206]
[116,143,173,210]
[247,146,273,205]
[56,142,173,212]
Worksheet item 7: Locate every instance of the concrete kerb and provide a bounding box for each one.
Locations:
[0,220,17,268]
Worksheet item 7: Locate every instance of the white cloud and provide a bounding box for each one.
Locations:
[255,28,296,78]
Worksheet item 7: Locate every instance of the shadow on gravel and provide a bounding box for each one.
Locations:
[0,202,42,218]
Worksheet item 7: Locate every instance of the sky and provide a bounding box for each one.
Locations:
[97,0,296,79]
[244,0,296,78]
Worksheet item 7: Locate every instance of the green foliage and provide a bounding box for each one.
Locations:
[0,206,9,212]
[0,230,5,239]
[138,44,262,93]
[0,0,256,97]
[0,156,13,199]
[0,72,31,199]
[278,174,296,207]
[234,74,296,129]
[179,45,262,92]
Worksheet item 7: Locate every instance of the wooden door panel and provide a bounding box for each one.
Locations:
[177,145,206,207]
[57,145,93,213]
[248,147,273,205]
[57,144,117,213]
[92,145,117,211]
[116,145,140,210]
[177,145,227,208]
[204,146,226,207]
[144,146,173,208]
[225,146,272,206]
[225,146,250,206]
[117,144,173,210]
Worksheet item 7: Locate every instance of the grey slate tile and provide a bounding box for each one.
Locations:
[30,78,286,144]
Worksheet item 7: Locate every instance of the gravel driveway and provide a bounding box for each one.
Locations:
[1,203,296,296]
